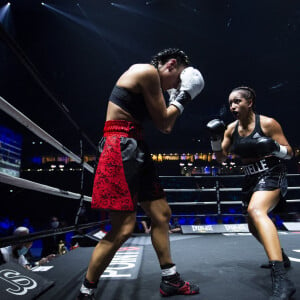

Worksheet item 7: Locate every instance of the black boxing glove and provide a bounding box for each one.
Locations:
[234,137,290,159]
[206,119,226,151]
[233,139,258,158]
[256,137,290,159]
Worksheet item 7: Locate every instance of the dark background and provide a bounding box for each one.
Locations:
[1,0,300,154]
[1,0,300,227]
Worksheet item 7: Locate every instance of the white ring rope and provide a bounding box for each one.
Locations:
[168,200,298,205]
[160,175,300,178]
[0,95,94,173]
[169,202,218,206]
[0,96,299,208]
[1,170,299,205]
[1,164,299,205]
[164,188,217,192]
[0,172,91,202]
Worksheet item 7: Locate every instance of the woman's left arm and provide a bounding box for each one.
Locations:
[262,116,294,158]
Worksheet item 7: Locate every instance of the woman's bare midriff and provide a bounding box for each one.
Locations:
[106,101,140,124]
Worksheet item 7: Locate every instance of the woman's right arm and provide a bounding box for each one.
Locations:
[214,123,234,163]
[139,65,180,134]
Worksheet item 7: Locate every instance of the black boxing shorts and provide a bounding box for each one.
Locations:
[241,157,288,213]
[91,120,165,211]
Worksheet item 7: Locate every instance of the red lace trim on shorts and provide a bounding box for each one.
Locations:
[91,120,143,211]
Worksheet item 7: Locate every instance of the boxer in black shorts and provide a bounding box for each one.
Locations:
[207,87,296,300]
[77,49,205,299]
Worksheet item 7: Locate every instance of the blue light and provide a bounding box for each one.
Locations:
[0,126,22,146]
[31,156,42,164]
[204,166,211,174]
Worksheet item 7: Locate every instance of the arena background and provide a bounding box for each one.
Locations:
[0,0,300,232]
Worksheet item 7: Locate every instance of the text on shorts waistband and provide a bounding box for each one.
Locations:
[243,159,269,175]
[242,156,282,176]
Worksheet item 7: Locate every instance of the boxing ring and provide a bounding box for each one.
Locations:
[0,24,299,300]
[1,93,300,300]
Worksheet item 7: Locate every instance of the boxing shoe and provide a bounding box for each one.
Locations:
[269,261,296,300]
[77,292,95,300]
[77,278,97,300]
[261,249,291,269]
[160,272,199,296]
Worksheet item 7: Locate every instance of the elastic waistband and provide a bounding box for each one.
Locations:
[103,120,143,140]
[242,156,281,176]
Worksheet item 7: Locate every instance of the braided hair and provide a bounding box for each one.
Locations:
[150,48,190,69]
[231,86,256,111]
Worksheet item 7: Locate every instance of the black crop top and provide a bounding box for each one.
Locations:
[231,114,267,158]
[109,86,149,122]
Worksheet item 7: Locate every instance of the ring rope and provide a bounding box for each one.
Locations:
[0,24,97,151]
[164,188,217,192]
[0,221,105,248]
[0,22,296,251]
[0,95,94,174]
[0,172,91,202]
[165,187,300,193]
[1,172,299,205]
[168,202,218,206]
[168,199,298,205]
[0,92,298,245]
[160,174,300,178]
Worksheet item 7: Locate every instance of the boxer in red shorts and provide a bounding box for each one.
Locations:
[77,48,205,299]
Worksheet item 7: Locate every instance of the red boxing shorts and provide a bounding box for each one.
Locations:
[91,120,165,211]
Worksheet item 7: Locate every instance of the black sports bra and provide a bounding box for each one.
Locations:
[231,114,266,158]
[109,86,149,122]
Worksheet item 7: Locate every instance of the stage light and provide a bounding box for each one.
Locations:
[43,3,91,28]
[42,2,141,60]
[110,1,171,29]
[0,2,11,23]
